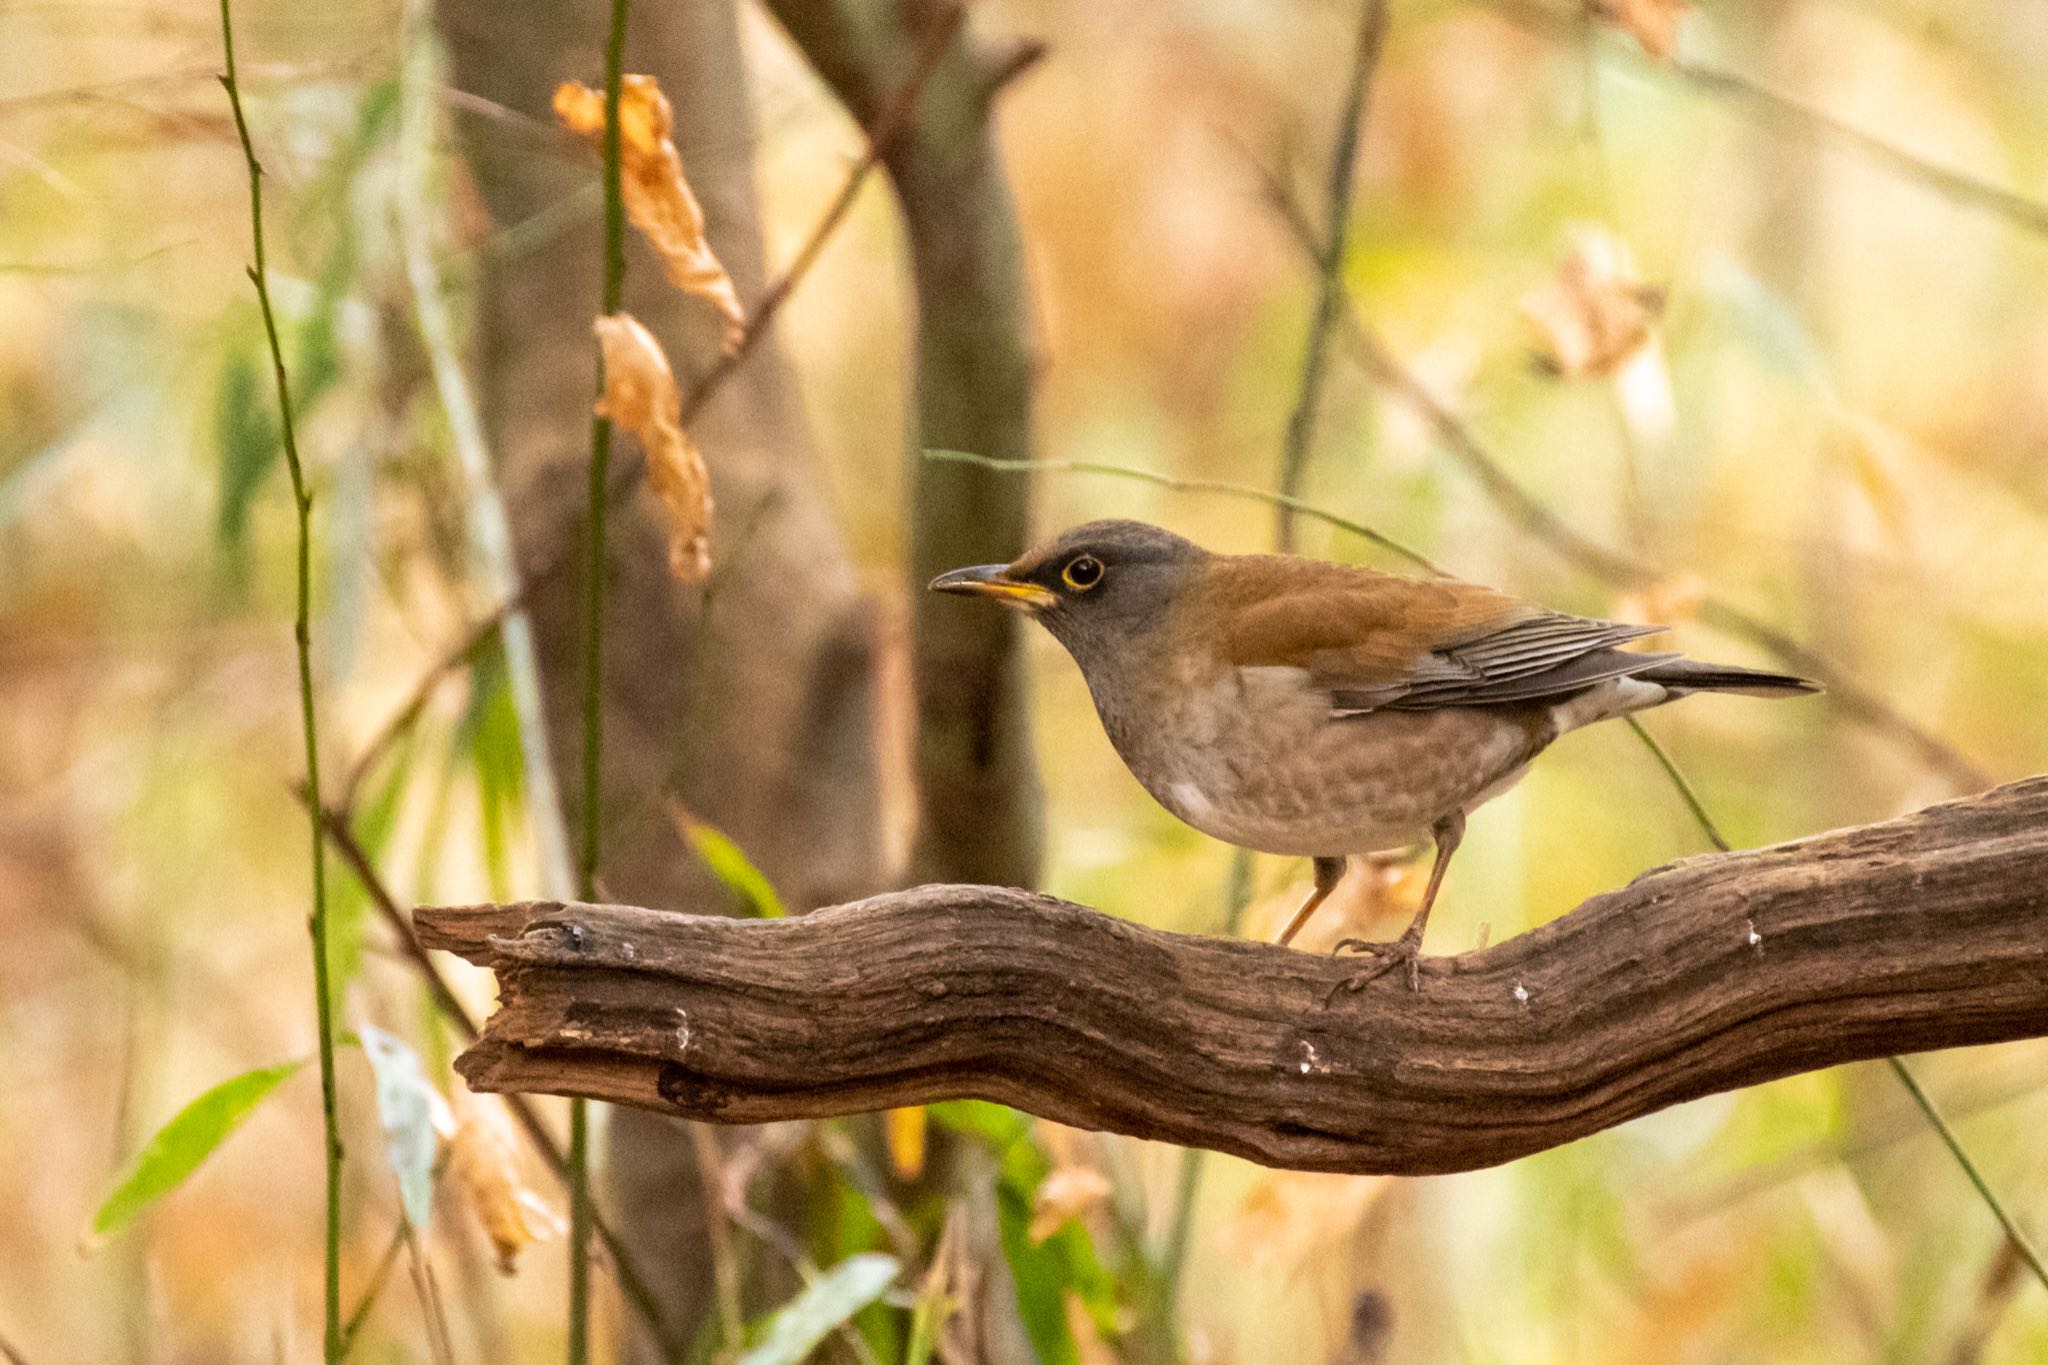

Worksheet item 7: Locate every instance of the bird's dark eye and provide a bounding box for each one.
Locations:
[1062,554,1104,591]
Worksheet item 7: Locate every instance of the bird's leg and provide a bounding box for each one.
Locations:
[1275,856,1347,947]
[1329,811,1466,995]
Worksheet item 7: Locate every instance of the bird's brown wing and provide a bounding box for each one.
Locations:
[1212,560,1667,713]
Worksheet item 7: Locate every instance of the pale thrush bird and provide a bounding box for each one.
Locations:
[931,520,1817,992]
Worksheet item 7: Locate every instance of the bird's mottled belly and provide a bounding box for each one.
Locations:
[1109,666,1542,856]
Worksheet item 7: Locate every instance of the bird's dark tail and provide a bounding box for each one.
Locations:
[1634,657,1821,698]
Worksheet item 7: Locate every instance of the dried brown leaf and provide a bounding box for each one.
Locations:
[448,1088,565,1276]
[1593,0,1692,62]
[554,75,745,350]
[1029,1164,1112,1244]
[1520,228,1666,379]
[594,312,712,582]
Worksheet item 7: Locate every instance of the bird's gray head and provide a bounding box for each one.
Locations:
[927,519,1208,669]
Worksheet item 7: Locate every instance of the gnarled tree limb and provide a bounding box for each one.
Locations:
[418,777,2048,1175]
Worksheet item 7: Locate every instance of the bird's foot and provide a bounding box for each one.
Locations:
[1325,926,1427,1000]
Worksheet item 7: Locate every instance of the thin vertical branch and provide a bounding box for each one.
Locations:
[570,0,631,1356]
[216,7,343,1358]
[1274,0,1389,551]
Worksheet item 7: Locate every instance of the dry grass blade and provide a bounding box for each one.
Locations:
[594,312,712,582]
[555,75,745,350]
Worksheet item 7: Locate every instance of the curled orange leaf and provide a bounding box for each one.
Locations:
[594,312,712,582]
[554,74,745,351]
[448,1088,565,1276]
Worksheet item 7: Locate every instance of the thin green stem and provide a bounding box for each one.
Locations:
[1623,717,1729,853]
[1887,1057,2048,1293]
[922,449,1445,576]
[1274,0,1389,552]
[217,8,342,1358]
[570,0,631,1357]
[1624,720,2044,1294]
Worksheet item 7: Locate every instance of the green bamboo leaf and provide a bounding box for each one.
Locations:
[678,812,785,919]
[85,1060,303,1247]
[736,1253,900,1365]
[455,652,521,898]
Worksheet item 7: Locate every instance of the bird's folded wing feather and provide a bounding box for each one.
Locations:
[1213,565,1667,713]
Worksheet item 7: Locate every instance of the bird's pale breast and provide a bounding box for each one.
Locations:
[1101,660,1547,856]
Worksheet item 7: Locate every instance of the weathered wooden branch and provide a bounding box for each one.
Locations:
[418,777,2048,1175]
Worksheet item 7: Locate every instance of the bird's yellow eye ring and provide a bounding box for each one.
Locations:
[1062,555,1104,591]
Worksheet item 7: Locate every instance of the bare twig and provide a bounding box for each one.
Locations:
[1349,322,1993,791]
[923,450,1443,575]
[1615,698,2040,1294]
[337,1222,408,1359]
[1888,1058,2048,1294]
[1494,0,2048,242]
[401,1225,457,1365]
[1275,0,1390,551]
[1246,157,1995,793]
[1623,716,1731,852]
[685,1123,747,1352]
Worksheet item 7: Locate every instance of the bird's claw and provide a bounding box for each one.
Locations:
[1325,929,1427,1001]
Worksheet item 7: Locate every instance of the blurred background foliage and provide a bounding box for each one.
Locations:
[2,0,2046,1361]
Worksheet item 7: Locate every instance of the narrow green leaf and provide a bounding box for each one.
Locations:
[455,652,521,899]
[213,341,280,551]
[736,1252,900,1365]
[86,1060,303,1246]
[358,1026,445,1234]
[679,814,785,919]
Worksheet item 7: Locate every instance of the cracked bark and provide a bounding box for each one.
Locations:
[419,777,2048,1174]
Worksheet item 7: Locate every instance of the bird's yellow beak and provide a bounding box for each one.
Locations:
[928,563,1057,609]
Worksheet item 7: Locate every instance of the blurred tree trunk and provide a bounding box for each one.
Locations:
[441,0,885,1348]
[763,0,1046,889]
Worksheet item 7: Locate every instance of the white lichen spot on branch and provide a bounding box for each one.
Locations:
[593,312,712,582]
[554,74,746,351]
